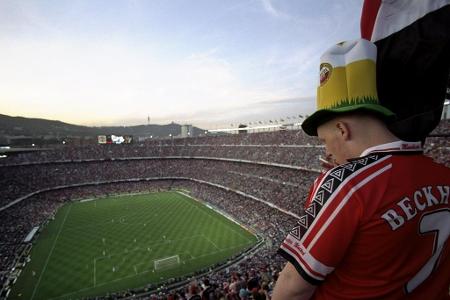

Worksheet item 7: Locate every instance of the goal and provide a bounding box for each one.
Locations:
[154,255,180,271]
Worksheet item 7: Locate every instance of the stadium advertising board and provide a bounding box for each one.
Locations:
[97,135,133,144]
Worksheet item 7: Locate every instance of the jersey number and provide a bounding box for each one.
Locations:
[406,209,450,294]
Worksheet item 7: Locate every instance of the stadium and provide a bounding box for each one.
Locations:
[0,120,449,299]
[1,1,450,299]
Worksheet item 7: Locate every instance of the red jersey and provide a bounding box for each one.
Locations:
[278,141,450,299]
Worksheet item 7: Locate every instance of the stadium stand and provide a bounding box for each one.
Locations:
[0,123,448,299]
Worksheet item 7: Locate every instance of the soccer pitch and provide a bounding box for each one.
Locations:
[10,191,258,300]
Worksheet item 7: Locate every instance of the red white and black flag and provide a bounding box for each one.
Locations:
[361,0,450,141]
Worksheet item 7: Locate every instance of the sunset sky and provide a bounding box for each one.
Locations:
[0,0,363,129]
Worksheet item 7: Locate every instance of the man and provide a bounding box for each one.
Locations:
[201,278,216,300]
[272,39,450,299]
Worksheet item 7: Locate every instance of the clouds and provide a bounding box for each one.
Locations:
[260,0,291,19]
[0,0,364,128]
[0,37,295,126]
[118,96,316,129]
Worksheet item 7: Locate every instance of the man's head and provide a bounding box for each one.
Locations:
[317,117,350,166]
[302,39,395,137]
[317,112,398,165]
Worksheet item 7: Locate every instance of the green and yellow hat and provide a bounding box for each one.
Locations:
[301,39,395,136]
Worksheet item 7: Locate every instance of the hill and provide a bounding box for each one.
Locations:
[0,114,205,145]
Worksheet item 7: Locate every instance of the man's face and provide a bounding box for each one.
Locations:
[317,120,349,166]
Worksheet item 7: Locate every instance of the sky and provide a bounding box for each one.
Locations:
[0,0,363,129]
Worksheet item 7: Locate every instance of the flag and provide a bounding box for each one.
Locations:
[361,0,450,141]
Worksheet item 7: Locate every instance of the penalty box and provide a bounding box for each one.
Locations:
[93,238,204,286]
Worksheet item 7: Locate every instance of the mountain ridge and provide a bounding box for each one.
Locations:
[0,114,205,145]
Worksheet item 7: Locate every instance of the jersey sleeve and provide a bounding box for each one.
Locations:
[278,160,376,285]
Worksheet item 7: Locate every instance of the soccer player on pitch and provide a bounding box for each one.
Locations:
[272,39,450,299]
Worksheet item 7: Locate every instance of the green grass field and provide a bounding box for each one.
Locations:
[10,191,257,300]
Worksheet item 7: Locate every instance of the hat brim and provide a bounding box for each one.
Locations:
[301,103,396,136]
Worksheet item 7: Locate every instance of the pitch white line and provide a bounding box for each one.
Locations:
[31,205,72,300]
[185,241,251,262]
[185,250,194,259]
[179,193,251,241]
[202,234,220,251]
[93,258,96,287]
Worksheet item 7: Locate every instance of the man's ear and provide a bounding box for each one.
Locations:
[336,121,351,140]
